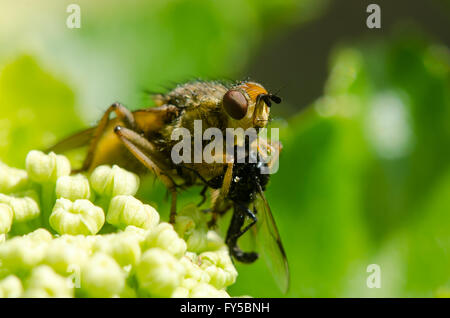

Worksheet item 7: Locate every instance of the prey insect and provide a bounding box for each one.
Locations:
[189,140,290,293]
[48,80,281,223]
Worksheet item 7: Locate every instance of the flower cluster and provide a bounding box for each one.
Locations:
[0,151,238,298]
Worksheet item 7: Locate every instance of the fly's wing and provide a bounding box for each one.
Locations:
[254,186,290,293]
[47,105,178,154]
[46,127,96,153]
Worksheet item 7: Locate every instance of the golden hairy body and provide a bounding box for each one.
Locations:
[49,80,281,222]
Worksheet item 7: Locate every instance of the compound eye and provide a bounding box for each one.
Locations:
[223,90,248,120]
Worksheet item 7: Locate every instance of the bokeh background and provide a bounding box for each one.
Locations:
[0,0,449,297]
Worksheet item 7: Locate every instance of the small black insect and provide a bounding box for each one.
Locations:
[189,147,290,293]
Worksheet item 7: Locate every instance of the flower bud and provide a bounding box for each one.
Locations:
[56,174,91,201]
[107,195,159,230]
[179,204,209,226]
[175,204,210,253]
[179,254,210,290]
[185,229,209,254]
[142,222,187,259]
[199,250,238,289]
[0,203,13,234]
[49,198,105,235]
[123,225,148,241]
[25,151,71,183]
[44,239,89,275]
[93,233,142,267]
[0,236,48,275]
[0,193,40,222]
[174,215,195,235]
[0,162,28,194]
[0,275,23,298]
[81,253,125,298]
[205,230,227,251]
[189,283,230,298]
[171,286,190,298]
[26,228,53,242]
[90,165,139,197]
[23,265,73,298]
[136,248,185,297]
[57,234,99,254]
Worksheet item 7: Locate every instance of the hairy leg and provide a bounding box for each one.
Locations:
[114,125,179,223]
[81,103,136,172]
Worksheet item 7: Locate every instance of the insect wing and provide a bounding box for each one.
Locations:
[47,127,96,153]
[254,188,290,293]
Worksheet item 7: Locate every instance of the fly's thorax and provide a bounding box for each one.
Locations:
[165,81,228,109]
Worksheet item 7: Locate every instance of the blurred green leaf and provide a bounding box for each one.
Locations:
[0,55,83,167]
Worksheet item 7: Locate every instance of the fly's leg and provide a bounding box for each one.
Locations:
[202,198,232,229]
[80,103,136,172]
[176,163,231,228]
[210,162,233,212]
[114,125,178,224]
[197,185,208,207]
[226,203,258,263]
[208,164,233,228]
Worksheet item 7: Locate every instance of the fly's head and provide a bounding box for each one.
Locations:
[222,81,281,130]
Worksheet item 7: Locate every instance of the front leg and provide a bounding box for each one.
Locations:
[208,162,233,227]
[211,162,233,211]
[226,203,258,263]
[81,103,136,172]
[114,125,179,223]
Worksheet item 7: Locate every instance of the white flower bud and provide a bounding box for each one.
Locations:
[81,253,125,298]
[0,193,40,222]
[199,250,238,289]
[0,236,49,274]
[136,248,185,297]
[25,151,71,183]
[206,230,227,251]
[49,198,104,235]
[175,204,211,253]
[0,162,28,194]
[23,265,73,298]
[189,283,230,298]
[180,255,210,283]
[56,174,91,201]
[44,239,89,274]
[123,225,148,241]
[185,229,209,253]
[57,234,99,254]
[171,286,190,298]
[93,233,142,267]
[26,228,53,242]
[107,195,159,230]
[0,203,13,234]
[90,165,139,197]
[179,255,210,291]
[142,222,187,259]
[0,275,23,298]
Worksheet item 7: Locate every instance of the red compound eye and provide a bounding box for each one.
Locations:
[223,90,248,120]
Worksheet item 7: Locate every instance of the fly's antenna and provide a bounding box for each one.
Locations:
[257,93,282,107]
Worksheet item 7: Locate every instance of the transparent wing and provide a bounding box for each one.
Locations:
[46,127,95,153]
[253,187,290,293]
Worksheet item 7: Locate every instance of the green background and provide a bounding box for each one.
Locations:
[0,0,449,297]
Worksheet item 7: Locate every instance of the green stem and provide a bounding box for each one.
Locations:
[41,182,56,232]
[96,195,115,234]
